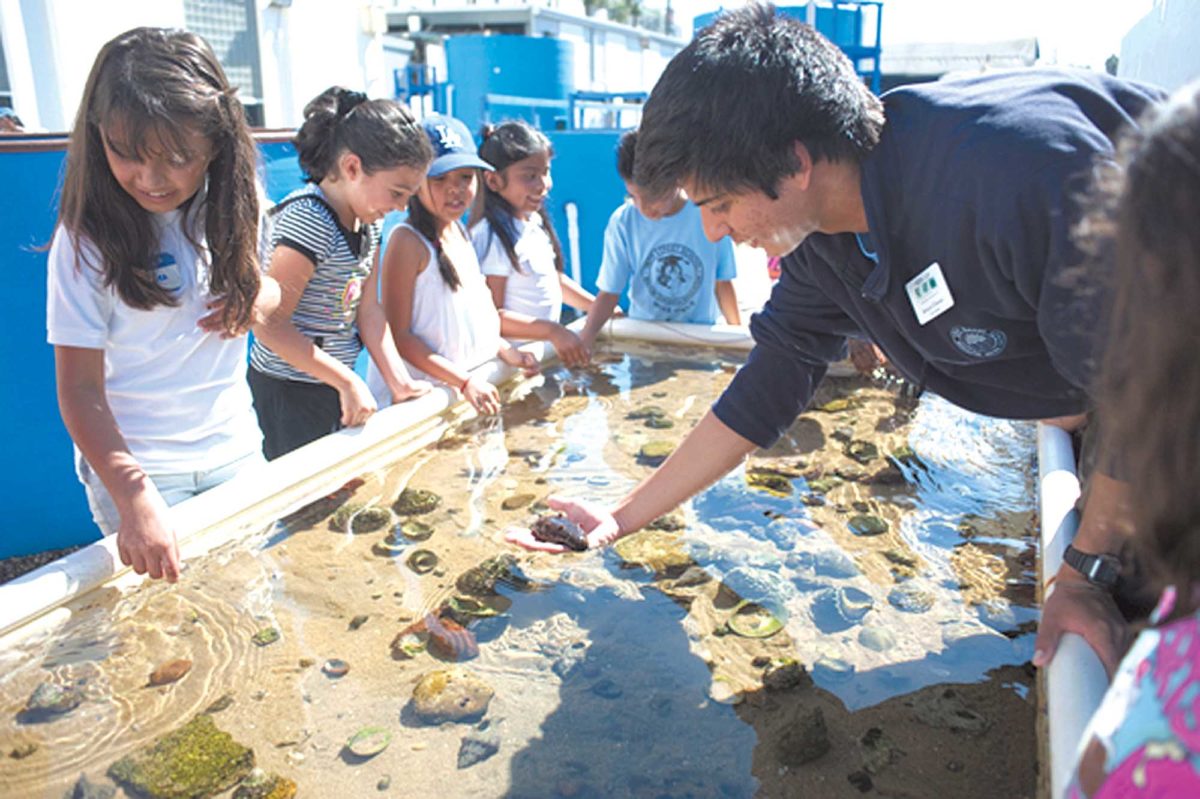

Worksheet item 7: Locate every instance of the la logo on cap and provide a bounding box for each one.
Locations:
[434,124,463,152]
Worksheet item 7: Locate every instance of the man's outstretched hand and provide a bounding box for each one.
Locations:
[505,496,625,552]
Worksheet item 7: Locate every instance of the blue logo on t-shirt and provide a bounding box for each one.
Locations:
[950,326,1007,358]
[637,243,703,316]
[153,253,184,292]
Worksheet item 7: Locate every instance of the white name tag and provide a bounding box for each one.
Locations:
[905,262,954,326]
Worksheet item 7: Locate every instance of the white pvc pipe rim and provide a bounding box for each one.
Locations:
[1037,422,1109,799]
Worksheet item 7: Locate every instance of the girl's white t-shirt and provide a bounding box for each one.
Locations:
[46,210,261,474]
[470,215,563,322]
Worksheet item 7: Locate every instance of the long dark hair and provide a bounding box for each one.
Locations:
[293,87,432,183]
[406,194,462,291]
[58,27,260,334]
[1092,83,1200,605]
[471,120,565,275]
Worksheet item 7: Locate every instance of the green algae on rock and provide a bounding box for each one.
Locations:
[392,488,441,516]
[232,769,297,799]
[746,468,793,496]
[251,627,280,647]
[848,514,889,536]
[107,714,254,799]
[637,440,675,466]
[330,502,393,533]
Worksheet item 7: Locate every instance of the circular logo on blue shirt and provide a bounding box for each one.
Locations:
[950,326,1008,358]
[637,243,703,314]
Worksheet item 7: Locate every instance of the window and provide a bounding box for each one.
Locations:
[184,0,265,126]
[0,34,12,109]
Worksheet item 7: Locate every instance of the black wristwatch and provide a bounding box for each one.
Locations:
[1063,544,1121,590]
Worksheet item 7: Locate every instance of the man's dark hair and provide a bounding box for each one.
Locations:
[616,129,637,183]
[635,2,884,200]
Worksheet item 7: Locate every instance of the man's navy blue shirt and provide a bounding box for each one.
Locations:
[714,68,1165,448]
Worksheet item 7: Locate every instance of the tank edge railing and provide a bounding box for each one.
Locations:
[1036,422,1109,799]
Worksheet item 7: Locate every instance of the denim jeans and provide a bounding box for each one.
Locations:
[79,449,265,536]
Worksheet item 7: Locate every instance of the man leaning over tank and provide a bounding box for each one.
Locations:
[507,3,1167,679]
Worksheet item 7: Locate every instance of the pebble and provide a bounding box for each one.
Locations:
[322,659,350,678]
[8,741,37,759]
[377,775,392,791]
[457,731,501,768]
[349,615,369,631]
[148,659,192,687]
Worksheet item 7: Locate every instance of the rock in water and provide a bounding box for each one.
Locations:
[411,667,494,723]
[777,706,831,766]
[457,731,500,768]
[148,659,192,687]
[63,774,116,799]
[107,714,255,799]
[24,681,82,717]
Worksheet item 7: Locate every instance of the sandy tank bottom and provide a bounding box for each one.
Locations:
[0,342,1039,798]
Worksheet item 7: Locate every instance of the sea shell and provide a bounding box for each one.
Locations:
[345,726,391,758]
[406,549,439,575]
[726,600,784,639]
[425,614,479,661]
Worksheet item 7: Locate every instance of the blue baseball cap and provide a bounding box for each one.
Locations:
[420,114,493,178]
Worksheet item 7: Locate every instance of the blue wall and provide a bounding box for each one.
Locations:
[0,142,88,556]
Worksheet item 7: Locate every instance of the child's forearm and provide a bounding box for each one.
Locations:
[715,280,741,325]
[498,309,556,341]
[560,274,597,312]
[252,321,359,391]
[358,298,420,396]
[393,331,470,390]
[580,291,621,343]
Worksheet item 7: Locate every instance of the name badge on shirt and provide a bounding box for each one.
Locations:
[153,253,183,292]
[905,262,954,326]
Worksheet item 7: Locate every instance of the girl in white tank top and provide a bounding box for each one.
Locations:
[370,113,538,415]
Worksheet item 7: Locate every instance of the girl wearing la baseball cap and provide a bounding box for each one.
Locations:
[368,114,539,416]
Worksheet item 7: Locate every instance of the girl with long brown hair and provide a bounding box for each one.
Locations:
[48,28,277,582]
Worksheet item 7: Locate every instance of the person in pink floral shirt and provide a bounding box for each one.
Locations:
[1069,80,1200,797]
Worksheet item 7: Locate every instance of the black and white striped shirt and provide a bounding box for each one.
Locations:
[250,184,381,383]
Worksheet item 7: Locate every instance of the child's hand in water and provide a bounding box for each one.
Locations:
[499,347,541,377]
[337,374,378,427]
[117,485,181,582]
[549,326,590,368]
[461,375,501,415]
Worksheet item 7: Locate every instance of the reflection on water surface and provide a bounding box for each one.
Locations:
[0,342,1037,798]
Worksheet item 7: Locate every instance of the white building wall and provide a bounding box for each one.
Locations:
[0,0,389,132]
[1119,0,1200,90]
[256,0,388,128]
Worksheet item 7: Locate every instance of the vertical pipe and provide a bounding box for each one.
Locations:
[1037,423,1110,798]
[565,201,582,286]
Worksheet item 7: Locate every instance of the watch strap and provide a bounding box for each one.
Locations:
[1063,544,1121,589]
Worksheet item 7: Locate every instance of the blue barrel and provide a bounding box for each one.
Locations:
[446,35,574,137]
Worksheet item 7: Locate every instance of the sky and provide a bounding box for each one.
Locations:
[669,0,1156,70]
